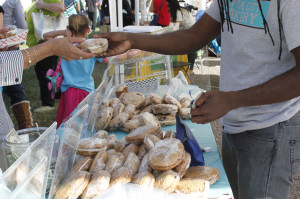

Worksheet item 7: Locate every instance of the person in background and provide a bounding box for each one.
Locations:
[149,0,170,27]
[0,26,94,137]
[122,0,135,26]
[97,0,103,25]
[64,0,81,17]
[166,0,196,74]
[85,0,98,31]
[26,0,64,113]
[43,14,102,128]
[2,0,33,130]
[94,0,300,198]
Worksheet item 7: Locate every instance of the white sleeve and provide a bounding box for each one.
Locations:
[0,51,24,87]
[176,9,183,22]
[280,0,300,51]
[205,0,221,23]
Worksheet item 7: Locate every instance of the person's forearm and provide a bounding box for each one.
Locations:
[37,2,65,13]
[230,65,300,110]
[128,13,220,55]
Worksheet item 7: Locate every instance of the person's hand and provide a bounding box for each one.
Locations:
[49,37,95,61]
[190,91,236,124]
[0,44,19,51]
[93,32,132,57]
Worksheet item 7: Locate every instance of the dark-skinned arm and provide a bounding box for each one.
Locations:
[95,13,221,56]
[191,46,300,124]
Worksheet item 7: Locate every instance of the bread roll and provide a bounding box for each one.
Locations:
[183,166,220,184]
[144,93,163,106]
[77,138,108,156]
[115,85,128,98]
[179,108,191,120]
[114,137,129,152]
[112,103,125,118]
[110,167,133,187]
[107,112,130,131]
[152,104,178,115]
[123,152,140,175]
[137,143,148,160]
[122,143,139,160]
[121,118,143,133]
[124,104,136,119]
[121,91,145,109]
[89,149,107,174]
[139,112,161,127]
[76,38,108,54]
[109,98,121,106]
[107,134,118,149]
[173,152,191,178]
[179,97,191,108]
[138,152,152,173]
[155,114,176,126]
[175,178,207,194]
[126,124,160,143]
[140,105,153,113]
[93,130,108,139]
[95,107,113,131]
[144,134,161,150]
[72,156,93,172]
[154,170,180,193]
[163,93,182,110]
[164,130,176,139]
[131,171,155,187]
[105,152,125,174]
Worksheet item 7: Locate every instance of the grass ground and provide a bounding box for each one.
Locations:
[3,29,108,129]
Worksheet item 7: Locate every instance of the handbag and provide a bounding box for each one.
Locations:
[46,58,63,99]
[31,9,68,41]
[176,114,205,166]
[150,0,165,26]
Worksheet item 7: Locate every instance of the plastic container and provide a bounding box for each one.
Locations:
[1,122,57,198]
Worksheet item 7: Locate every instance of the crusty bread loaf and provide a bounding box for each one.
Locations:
[109,98,121,106]
[144,93,163,106]
[77,38,108,54]
[81,170,111,199]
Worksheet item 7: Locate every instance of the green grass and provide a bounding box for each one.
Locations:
[3,30,108,129]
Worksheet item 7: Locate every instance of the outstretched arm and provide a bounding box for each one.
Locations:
[36,0,65,13]
[94,13,221,56]
[191,46,300,124]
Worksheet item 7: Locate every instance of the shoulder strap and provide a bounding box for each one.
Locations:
[157,0,165,14]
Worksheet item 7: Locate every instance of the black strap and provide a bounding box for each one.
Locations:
[157,0,165,14]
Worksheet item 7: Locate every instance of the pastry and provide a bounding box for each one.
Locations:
[93,130,108,139]
[115,84,128,98]
[77,138,108,156]
[107,112,130,131]
[163,93,182,110]
[155,114,176,126]
[123,152,140,175]
[95,107,113,130]
[179,108,191,120]
[183,166,220,184]
[121,91,145,109]
[173,152,191,178]
[109,98,121,106]
[89,149,107,174]
[110,167,133,187]
[114,137,129,152]
[143,134,161,150]
[152,104,178,115]
[107,134,118,149]
[124,104,136,119]
[139,112,161,127]
[81,170,111,199]
[104,152,125,174]
[164,130,176,139]
[137,143,148,159]
[175,178,207,194]
[154,170,180,193]
[148,138,185,170]
[72,156,93,172]
[131,171,155,187]
[122,143,139,160]
[179,97,191,108]
[144,93,163,106]
[126,124,160,143]
[121,118,143,133]
[76,38,108,54]
[138,152,152,173]
[54,171,90,199]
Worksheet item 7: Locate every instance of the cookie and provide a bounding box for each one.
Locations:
[110,167,133,187]
[126,124,160,143]
[89,149,107,174]
[122,143,139,160]
[183,166,220,184]
[173,151,191,178]
[105,152,125,174]
[163,93,182,110]
[95,107,113,131]
[54,171,90,199]
[93,130,108,139]
[107,134,118,149]
[112,103,125,118]
[152,104,178,115]
[123,152,140,175]
[179,97,191,108]
[115,84,128,98]
[155,114,176,126]
[131,171,155,187]
[107,112,129,131]
[81,170,111,199]
[144,134,161,150]
[175,178,207,194]
[139,112,161,127]
[121,118,143,133]
[121,92,145,109]
[179,108,191,120]
[154,170,180,193]
[148,138,185,170]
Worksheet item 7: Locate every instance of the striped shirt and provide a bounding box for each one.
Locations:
[0,50,24,138]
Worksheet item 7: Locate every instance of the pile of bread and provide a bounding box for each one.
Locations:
[89,85,192,133]
[55,129,219,199]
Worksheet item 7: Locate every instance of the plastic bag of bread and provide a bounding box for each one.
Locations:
[154,170,180,193]
[131,171,155,187]
[110,167,133,187]
[126,124,160,143]
[76,38,108,54]
[89,149,107,174]
[77,138,108,156]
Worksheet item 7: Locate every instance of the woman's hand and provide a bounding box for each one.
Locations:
[93,32,132,57]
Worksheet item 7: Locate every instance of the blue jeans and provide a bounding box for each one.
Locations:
[222,111,300,199]
[3,84,26,105]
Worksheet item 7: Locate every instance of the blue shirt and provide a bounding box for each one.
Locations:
[63,0,80,17]
[60,57,102,93]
